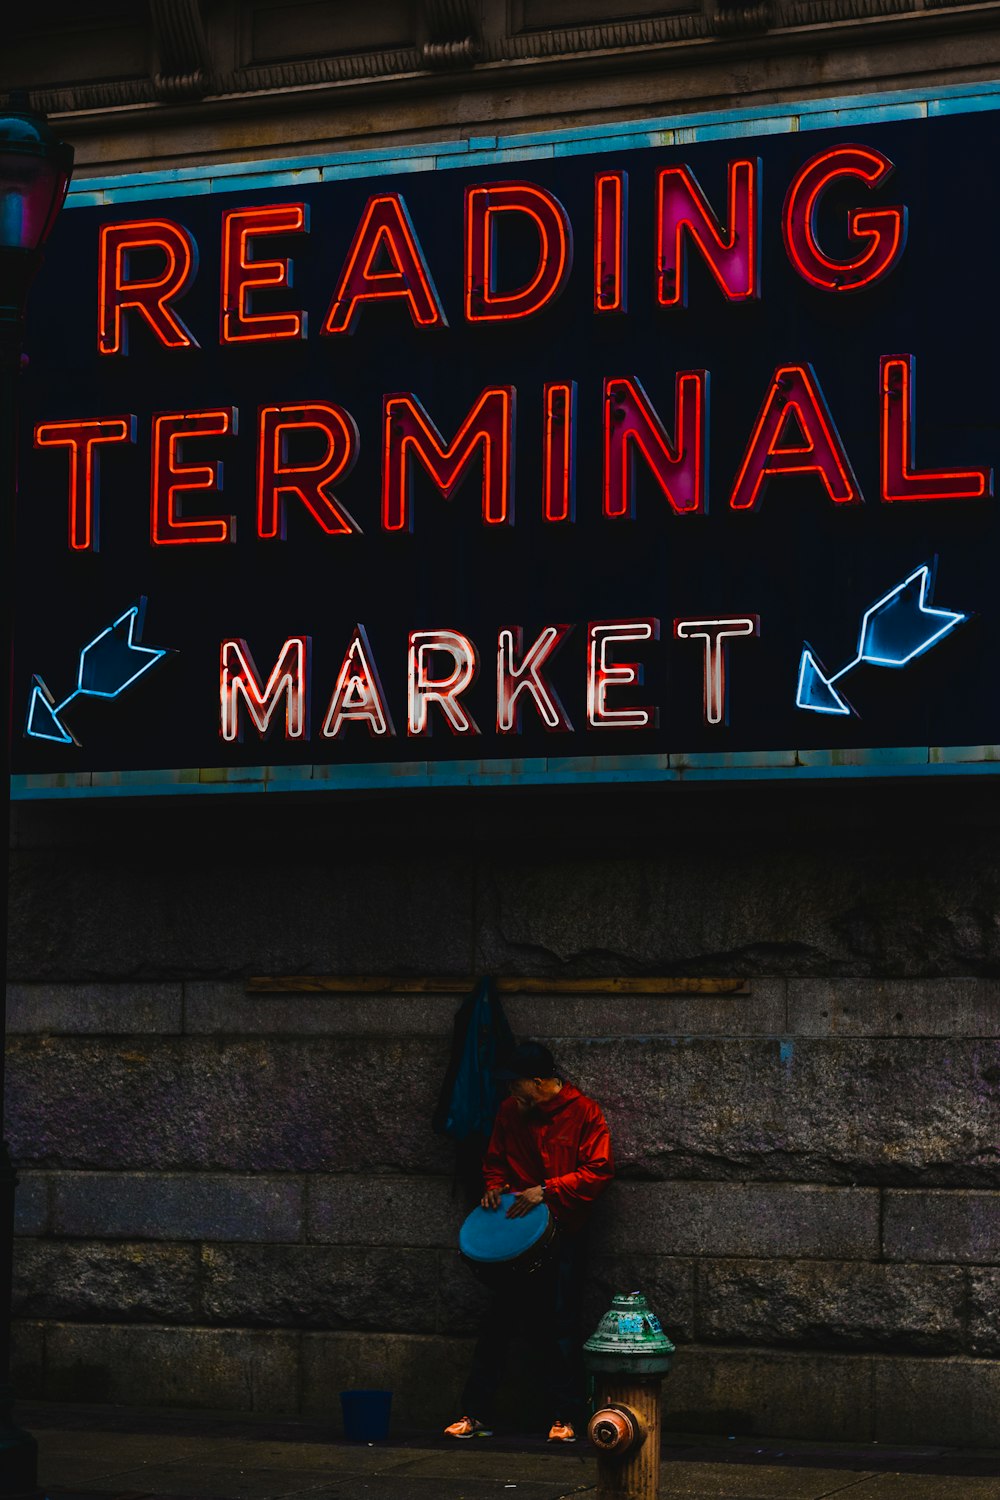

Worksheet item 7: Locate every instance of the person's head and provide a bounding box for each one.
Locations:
[495,1041,562,1111]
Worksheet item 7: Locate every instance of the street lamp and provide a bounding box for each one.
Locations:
[0,104,73,1496]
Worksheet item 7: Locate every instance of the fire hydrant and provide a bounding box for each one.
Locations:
[583,1291,675,1500]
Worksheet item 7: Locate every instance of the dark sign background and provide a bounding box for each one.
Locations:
[14,111,1000,780]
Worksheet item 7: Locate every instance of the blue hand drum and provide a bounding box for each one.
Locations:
[458,1193,558,1285]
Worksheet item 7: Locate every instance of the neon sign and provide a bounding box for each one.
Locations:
[220,203,308,343]
[220,636,309,741]
[796,564,966,716]
[26,600,170,745]
[782,146,907,293]
[674,617,759,726]
[18,107,1000,794]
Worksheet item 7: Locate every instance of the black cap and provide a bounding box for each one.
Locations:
[494,1040,559,1081]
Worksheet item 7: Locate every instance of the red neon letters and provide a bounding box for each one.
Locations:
[729,364,862,511]
[465,182,572,322]
[657,160,759,307]
[408,629,479,735]
[497,625,573,733]
[543,382,576,523]
[220,636,310,741]
[382,387,515,531]
[54,360,992,539]
[91,152,914,362]
[99,219,200,355]
[34,416,135,551]
[595,171,627,314]
[257,402,361,538]
[604,374,707,518]
[673,616,759,725]
[151,408,236,545]
[879,354,992,503]
[324,194,446,335]
[783,146,907,292]
[323,626,395,738]
[220,203,308,343]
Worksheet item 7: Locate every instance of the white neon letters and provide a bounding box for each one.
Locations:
[587,620,659,729]
[497,626,573,733]
[323,626,395,738]
[220,636,309,741]
[407,629,479,735]
[208,617,776,745]
[674,616,759,726]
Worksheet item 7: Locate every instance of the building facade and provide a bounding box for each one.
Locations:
[4,0,1000,1445]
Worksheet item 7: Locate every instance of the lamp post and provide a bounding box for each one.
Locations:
[0,104,73,1496]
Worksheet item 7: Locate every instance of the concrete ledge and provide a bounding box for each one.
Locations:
[49,1173,304,1243]
[30,974,997,1041]
[669,1347,874,1442]
[7,983,183,1036]
[9,1034,999,1184]
[17,1322,1000,1444]
[185,983,463,1038]
[17,1172,882,1263]
[11,1321,44,1400]
[968,1268,1000,1355]
[183,979,788,1038]
[883,1190,1000,1263]
[787,978,1000,1037]
[41,1323,300,1411]
[306,1177,879,1259]
[13,1239,200,1323]
[14,1172,50,1236]
[874,1357,1000,1447]
[6,1035,454,1174]
[603,1182,879,1259]
[307,1175,464,1248]
[201,1244,441,1331]
[697,1259,965,1352]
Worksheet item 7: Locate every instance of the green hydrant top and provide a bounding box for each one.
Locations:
[583,1291,676,1377]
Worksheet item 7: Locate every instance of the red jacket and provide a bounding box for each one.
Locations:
[482,1081,614,1232]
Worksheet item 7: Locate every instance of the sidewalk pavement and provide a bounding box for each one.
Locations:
[23,1403,1000,1500]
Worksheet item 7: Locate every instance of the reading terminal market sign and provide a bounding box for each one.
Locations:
[14,95,1000,797]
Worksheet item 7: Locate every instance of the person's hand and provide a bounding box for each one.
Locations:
[481,1186,504,1210]
[506,1185,544,1217]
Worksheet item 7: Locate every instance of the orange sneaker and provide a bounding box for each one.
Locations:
[547,1420,576,1442]
[444,1416,493,1439]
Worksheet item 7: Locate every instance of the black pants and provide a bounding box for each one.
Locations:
[461,1230,589,1430]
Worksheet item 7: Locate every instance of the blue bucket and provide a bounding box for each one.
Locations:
[340,1388,392,1442]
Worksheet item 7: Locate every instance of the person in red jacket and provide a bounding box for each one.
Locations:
[444,1040,614,1444]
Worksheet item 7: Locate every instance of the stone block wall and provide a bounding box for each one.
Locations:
[6,785,1000,1443]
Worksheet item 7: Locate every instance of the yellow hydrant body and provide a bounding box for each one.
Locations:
[583,1292,675,1500]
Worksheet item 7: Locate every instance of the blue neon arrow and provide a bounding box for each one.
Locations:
[796,649,852,716]
[796,564,966,716]
[858,566,965,667]
[25,600,171,747]
[26,679,77,745]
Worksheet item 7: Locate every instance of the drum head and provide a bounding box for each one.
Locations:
[459,1194,551,1263]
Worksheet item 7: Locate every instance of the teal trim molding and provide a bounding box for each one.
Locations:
[67,82,1000,207]
[13,747,1000,799]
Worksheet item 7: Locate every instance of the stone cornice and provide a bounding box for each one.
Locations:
[6,1,1000,125]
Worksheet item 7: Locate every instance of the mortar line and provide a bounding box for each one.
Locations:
[814,1475,882,1498]
[962,1262,972,1355]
